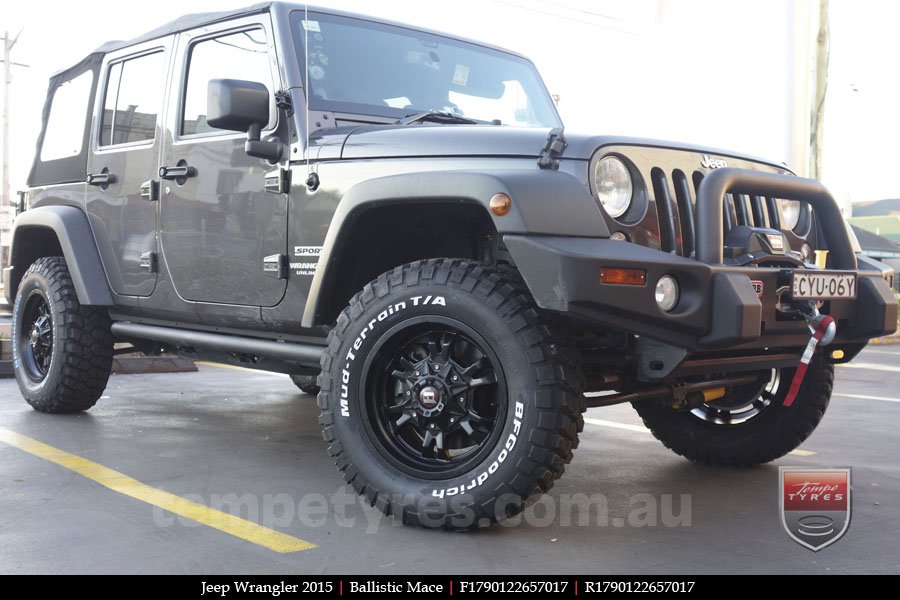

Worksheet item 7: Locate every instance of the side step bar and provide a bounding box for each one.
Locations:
[111,322,325,368]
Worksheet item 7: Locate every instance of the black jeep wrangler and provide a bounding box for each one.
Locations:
[5,2,896,528]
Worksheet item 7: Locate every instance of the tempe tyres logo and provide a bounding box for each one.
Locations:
[780,467,851,551]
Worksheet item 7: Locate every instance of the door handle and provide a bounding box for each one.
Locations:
[158,165,197,180]
[86,172,117,186]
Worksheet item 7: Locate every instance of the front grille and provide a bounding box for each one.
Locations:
[652,168,782,258]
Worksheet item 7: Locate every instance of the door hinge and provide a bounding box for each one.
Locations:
[140,251,158,273]
[263,253,287,279]
[140,179,159,202]
[265,168,291,194]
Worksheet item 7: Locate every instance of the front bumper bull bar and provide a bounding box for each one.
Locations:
[505,168,897,358]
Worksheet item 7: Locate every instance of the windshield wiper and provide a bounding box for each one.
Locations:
[400,110,478,125]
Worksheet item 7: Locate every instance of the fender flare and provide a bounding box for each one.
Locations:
[7,205,113,305]
[301,169,608,327]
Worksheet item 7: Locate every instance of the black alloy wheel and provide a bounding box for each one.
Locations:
[362,320,505,478]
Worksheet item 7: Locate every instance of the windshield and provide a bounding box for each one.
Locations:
[291,12,562,128]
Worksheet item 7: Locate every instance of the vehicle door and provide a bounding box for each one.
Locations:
[85,40,170,296]
[158,16,287,306]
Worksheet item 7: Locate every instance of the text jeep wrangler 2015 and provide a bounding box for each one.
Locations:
[5,3,896,528]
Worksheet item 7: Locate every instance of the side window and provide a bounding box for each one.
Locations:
[100,51,165,146]
[182,28,275,136]
[40,71,93,161]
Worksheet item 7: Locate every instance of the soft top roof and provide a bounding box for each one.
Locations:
[93,2,274,55]
[48,2,276,79]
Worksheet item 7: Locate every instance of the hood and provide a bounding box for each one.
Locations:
[318,124,785,171]
[335,125,551,160]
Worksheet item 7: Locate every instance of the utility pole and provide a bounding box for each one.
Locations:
[809,0,829,181]
[1,29,28,266]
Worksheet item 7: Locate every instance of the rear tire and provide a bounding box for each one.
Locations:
[633,360,833,466]
[12,257,113,413]
[290,374,320,396]
[318,259,584,528]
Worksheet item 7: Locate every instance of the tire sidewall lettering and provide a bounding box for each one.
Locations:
[338,294,447,419]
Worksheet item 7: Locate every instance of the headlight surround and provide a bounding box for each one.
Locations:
[593,156,633,219]
[781,199,802,230]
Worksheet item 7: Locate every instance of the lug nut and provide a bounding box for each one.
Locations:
[452,375,458,381]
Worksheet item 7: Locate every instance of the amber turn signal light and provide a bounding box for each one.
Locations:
[600,267,647,286]
[490,193,511,216]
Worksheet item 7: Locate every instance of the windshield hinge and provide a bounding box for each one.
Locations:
[274,90,294,117]
[538,127,567,170]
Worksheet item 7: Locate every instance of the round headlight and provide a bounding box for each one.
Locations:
[593,156,633,219]
[781,199,802,230]
[655,275,679,312]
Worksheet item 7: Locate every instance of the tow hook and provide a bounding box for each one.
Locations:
[775,289,837,346]
[783,301,836,407]
[796,301,836,346]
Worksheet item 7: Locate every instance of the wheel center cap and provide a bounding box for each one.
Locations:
[30,328,40,346]
[418,386,440,409]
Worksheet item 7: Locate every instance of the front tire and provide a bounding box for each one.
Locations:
[318,259,584,528]
[633,361,833,466]
[12,257,114,413]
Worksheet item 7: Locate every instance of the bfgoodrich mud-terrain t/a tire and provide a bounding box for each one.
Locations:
[633,361,833,466]
[318,259,584,528]
[12,257,114,413]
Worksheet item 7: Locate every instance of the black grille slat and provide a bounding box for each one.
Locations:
[766,196,781,229]
[733,193,750,225]
[672,170,695,257]
[651,168,677,253]
[750,195,767,227]
[723,194,735,231]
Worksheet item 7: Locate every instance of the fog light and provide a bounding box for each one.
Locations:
[610,231,628,242]
[655,275,679,312]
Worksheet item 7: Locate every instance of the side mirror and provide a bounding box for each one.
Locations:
[207,79,282,162]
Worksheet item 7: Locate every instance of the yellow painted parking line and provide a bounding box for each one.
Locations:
[195,361,289,378]
[0,428,316,554]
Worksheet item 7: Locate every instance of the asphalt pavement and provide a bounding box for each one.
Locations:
[1,346,898,574]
